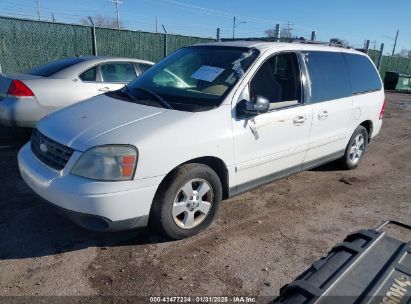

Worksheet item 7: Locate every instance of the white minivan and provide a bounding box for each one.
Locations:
[18,41,385,239]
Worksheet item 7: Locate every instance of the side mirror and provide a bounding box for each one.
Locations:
[243,96,270,115]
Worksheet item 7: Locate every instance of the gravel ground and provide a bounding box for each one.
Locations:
[0,92,410,302]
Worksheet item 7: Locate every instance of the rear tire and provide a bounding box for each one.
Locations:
[150,163,222,240]
[340,126,368,170]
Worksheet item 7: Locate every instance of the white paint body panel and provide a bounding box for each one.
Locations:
[17,42,385,229]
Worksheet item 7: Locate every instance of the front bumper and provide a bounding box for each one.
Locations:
[0,97,48,127]
[18,143,162,231]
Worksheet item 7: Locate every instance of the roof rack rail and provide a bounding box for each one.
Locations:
[291,39,352,49]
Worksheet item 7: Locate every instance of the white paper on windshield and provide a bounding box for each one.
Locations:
[191,66,225,82]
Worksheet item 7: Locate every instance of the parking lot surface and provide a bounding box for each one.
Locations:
[0,92,410,299]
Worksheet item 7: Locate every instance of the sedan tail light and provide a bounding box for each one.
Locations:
[379,99,386,120]
[7,80,35,97]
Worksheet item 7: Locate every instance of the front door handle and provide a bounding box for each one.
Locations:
[98,87,110,92]
[293,115,306,125]
[318,110,329,120]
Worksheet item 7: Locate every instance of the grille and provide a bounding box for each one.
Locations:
[31,129,74,170]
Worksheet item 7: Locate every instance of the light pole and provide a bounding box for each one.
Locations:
[232,16,246,39]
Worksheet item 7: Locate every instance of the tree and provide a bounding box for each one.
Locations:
[265,25,293,39]
[80,14,123,29]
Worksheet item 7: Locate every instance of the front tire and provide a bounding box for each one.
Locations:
[150,163,222,240]
[340,126,368,170]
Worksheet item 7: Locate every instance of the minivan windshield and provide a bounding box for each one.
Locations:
[117,46,259,111]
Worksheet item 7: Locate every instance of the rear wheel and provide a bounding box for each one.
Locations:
[340,126,368,169]
[150,163,222,240]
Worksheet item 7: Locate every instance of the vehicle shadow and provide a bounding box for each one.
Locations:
[0,126,168,260]
[309,160,343,172]
[0,126,32,148]
[0,197,169,260]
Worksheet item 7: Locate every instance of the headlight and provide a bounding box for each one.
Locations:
[71,145,138,181]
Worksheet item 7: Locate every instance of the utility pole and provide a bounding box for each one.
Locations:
[232,16,236,39]
[392,30,399,56]
[216,28,221,42]
[35,0,41,20]
[274,24,281,42]
[52,13,55,22]
[110,0,123,29]
[155,17,158,32]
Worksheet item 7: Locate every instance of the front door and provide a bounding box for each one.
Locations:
[232,52,312,193]
[96,62,138,93]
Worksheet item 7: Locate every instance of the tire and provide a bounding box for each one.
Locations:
[149,163,222,240]
[340,126,369,170]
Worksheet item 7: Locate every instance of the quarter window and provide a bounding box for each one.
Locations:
[343,53,382,94]
[79,66,97,82]
[100,63,137,83]
[304,51,351,103]
[138,63,153,74]
[250,52,302,106]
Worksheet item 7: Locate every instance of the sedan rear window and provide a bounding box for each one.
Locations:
[28,58,85,77]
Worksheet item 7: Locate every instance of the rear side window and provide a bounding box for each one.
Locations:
[28,58,84,77]
[343,53,382,94]
[79,66,97,82]
[138,63,153,74]
[304,51,351,103]
[100,62,136,83]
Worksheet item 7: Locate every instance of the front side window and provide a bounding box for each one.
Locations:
[250,52,302,107]
[100,62,137,83]
[137,63,153,74]
[343,53,382,94]
[121,46,260,111]
[304,51,351,103]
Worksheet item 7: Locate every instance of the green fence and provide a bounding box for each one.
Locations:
[0,16,213,74]
[368,49,411,80]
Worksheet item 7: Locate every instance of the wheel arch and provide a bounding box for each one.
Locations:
[359,120,373,142]
[156,156,230,201]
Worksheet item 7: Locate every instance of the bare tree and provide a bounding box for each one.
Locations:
[265,26,293,39]
[80,14,123,29]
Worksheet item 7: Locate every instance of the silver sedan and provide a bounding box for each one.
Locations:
[0,56,154,127]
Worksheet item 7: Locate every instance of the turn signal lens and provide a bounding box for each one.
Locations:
[71,146,138,181]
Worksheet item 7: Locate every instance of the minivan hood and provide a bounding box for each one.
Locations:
[37,94,167,151]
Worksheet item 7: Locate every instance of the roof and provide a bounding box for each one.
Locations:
[194,40,365,55]
[73,56,155,65]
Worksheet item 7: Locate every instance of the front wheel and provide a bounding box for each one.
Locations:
[150,163,222,240]
[340,126,368,170]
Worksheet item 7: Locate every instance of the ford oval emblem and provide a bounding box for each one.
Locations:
[39,143,48,153]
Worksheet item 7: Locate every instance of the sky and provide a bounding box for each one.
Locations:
[1,0,410,53]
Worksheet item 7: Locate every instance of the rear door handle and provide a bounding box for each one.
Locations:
[318,110,329,120]
[98,87,110,92]
[293,115,306,125]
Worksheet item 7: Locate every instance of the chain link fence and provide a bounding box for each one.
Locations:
[0,16,213,74]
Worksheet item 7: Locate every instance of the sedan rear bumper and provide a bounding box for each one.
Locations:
[0,97,48,127]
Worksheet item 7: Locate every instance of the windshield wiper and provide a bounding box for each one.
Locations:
[133,87,174,110]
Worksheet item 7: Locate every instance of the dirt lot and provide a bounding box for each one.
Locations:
[0,92,410,301]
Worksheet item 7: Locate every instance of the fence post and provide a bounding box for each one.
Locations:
[377,43,384,71]
[162,24,168,58]
[364,40,370,55]
[406,59,411,75]
[88,16,98,56]
[395,56,400,73]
